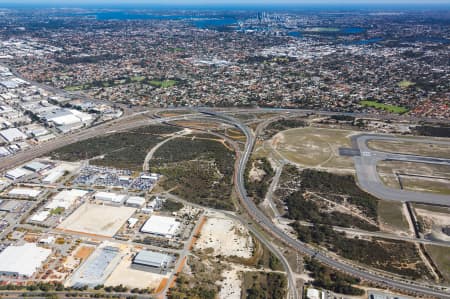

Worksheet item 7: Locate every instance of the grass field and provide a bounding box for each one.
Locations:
[398,80,415,88]
[368,140,450,159]
[130,75,146,82]
[425,245,450,282]
[401,176,450,195]
[378,200,410,232]
[268,127,355,170]
[377,161,450,195]
[360,100,409,114]
[149,79,176,88]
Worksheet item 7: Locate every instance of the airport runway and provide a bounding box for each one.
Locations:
[353,134,450,206]
[214,111,450,299]
[1,108,450,298]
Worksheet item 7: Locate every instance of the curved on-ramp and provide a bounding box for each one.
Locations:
[208,112,450,299]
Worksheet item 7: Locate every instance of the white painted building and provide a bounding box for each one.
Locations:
[0,127,27,142]
[141,215,180,238]
[0,243,51,277]
[94,191,126,204]
[125,196,146,208]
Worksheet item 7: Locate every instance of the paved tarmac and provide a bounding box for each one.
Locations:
[353,134,450,206]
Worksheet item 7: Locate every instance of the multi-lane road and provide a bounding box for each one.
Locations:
[1,108,450,298]
[353,134,450,206]
[211,111,450,299]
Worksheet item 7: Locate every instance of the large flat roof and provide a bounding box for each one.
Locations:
[70,244,121,287]
[8,187,41,198]
[141,215,179,238]
[133,250,170,268]
[0,128,27,142]
[0,243,51,277]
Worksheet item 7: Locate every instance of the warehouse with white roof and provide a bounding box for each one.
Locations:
[0,243,51,278]
[141,215,180,238]
[5,167,31,180]
[94,191,126,205]
[125,196,146,208]
[45,189,88,210]
[8,187,41,198]
[0,127,27,142]
[132,250,171,271]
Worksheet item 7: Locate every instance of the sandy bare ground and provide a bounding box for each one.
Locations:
[105,252,167,289]
[195,212,253,258]
[58,203,136,237]
[415,208,450,241]
[416,208,450,228]
[218,266,241,299]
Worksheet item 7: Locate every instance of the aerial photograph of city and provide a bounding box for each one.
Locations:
[0,0,448,298]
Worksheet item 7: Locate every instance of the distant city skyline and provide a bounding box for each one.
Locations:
[0,0,449,5]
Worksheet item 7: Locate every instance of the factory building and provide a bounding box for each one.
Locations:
[8,187,41,198]
[94,191,126,205]
[69,244,121,288]
[0,127,27,142]
[125,196,146,208]
[5,167,30,180]
[23,161,50,173]
[0,243,51,278]
[140,215,180,238]
[132,250,171,271]
[42,170,64,184]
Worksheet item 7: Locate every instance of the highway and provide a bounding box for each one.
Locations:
[0,112,203,172]
[207,111,450,299]
[353,134,450,206]
[1,108,450,298]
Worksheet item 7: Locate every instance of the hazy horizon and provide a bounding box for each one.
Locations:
[0,0,449,9]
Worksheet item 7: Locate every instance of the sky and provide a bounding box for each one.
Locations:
[0,0,449,5]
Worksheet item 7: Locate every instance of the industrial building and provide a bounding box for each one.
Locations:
[306,288,323,299]
[141,215,180,238]
[8,187,41,198]
[42,170,64,184]
[132,250,171,271]
[125,196,146,208]
[0,146,10,157]
[30,210,50,222]
[38,108,93,133]
[69,244,122,287]
[94,191,127,205]
[0,127,27,142]
[23,161,50,173]
[45,189,88,210]
[0,199,21,212]
[0,243,51,278]
[5,167,30,180]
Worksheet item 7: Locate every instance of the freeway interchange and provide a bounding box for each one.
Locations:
[212,111,450,299]
[0,108,450,299]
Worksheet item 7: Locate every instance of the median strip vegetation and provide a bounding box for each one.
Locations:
[360,100,409,114]
[149,134,236,210]
[304,257,364,295]
[293,224,432,280]
[241,272,287,299]
[51,125,179,170]
[245,157,275,204]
